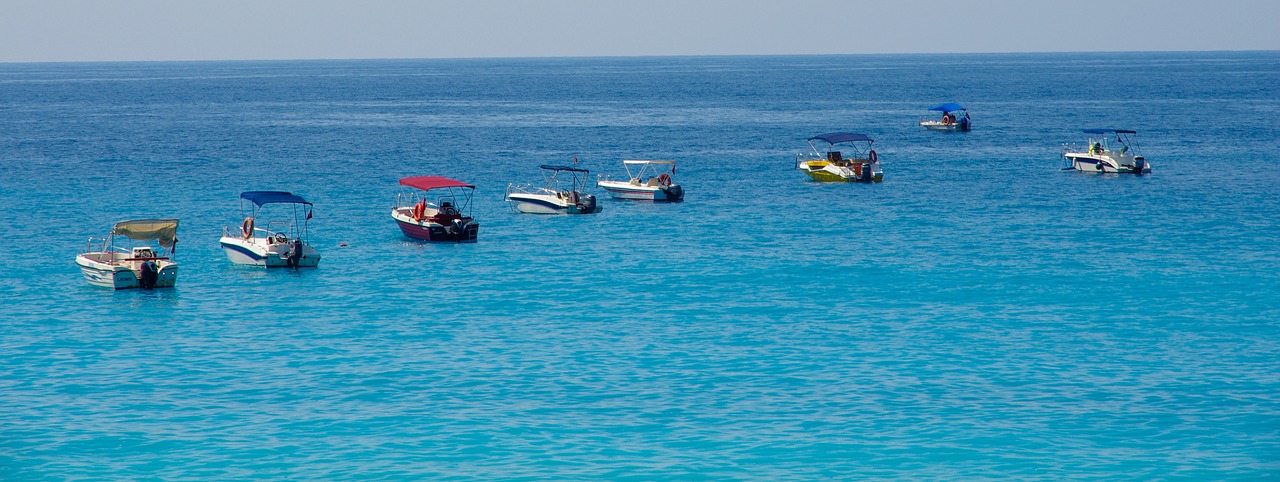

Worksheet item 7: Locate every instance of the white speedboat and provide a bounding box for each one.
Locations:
[220,191,321,268]
[795,132,883,182]
[1062,129,1151,174]
[391,176,480,242]
[920,102,971,131]
[597,160,684,202]
[75,219,179,289]
[506,164,601,214]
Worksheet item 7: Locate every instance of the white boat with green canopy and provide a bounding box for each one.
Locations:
[75,218,179,289]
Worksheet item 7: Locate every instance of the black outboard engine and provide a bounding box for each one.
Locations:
[663,184,683,202]
[1133,158,1147,175]
[576,193,597,213]
[286,239,304,269]
[859,163,873,182]
[139,261,158,290]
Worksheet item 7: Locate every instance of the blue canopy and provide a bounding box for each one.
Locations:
[808,132,873,144]
[1084,129,1136,134]
[540,165,590,173]
[929,103,966,113]
[240,191,311,206]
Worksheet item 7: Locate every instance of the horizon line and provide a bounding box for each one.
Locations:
[2,49,1276,65]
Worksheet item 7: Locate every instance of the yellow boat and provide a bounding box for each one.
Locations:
[795,132,883,182]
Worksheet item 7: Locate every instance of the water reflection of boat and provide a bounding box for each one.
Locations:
[795,132,883,182]
[920,103,971,131]
[75,219,180,289]
[506,164,601,214]
[1062,129,1151,174]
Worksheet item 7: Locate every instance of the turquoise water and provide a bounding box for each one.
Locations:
[2,52,1278,479]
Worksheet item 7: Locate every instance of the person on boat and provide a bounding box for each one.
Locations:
[1091,142,1103,155]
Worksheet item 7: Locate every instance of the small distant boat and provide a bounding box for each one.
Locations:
[506,164,601,214]
[920,103,971,131]
[391,176,480,242]
[1062,129,1151,174]
[795,132,883,182]
[219,191,321,268]
[75,219,179,289]
[597,160,684,202]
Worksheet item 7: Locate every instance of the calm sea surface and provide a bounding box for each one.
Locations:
[1,52,1278,479]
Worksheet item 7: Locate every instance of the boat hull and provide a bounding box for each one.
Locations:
[921,120,971,131]
[75,254,178,290]
[798,161,884,183]
[1063,153,1151,174]
[597,181,684,202]
[391,209,479,242]
[507,192,601,214]
[219,236,321,268]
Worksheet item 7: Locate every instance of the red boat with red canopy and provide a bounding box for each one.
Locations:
[391,176,479,242]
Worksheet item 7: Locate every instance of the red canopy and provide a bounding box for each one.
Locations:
[398,176,475,191]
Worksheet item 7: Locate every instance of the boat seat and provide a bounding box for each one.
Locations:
[629,178,642,186]
[646,178,661,187]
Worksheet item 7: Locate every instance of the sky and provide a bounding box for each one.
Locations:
[1,0,1277,62]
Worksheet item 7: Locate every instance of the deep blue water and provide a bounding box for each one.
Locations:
[1,52,1278,479]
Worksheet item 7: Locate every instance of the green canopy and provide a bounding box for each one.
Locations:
[112,218,179,248]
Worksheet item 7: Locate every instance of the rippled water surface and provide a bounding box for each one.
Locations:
[2,52,1278,479]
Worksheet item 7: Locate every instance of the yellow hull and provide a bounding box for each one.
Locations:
[799,161,883,183]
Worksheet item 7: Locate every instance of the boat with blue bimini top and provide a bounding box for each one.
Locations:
[75,218,179,290]
[920,103,971,131]
[796,132,883,182]
[220,191,321,268]
[1062,129,1151,174]
[506,164,601,214]
[597,160,684,202]
[392,176,480,242]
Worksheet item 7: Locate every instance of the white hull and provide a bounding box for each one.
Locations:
[1063,152,1151,174]
[921,120,970,131]
[506,191,600,214]
[219,235,321,268]
[75,253,178,289]
[597,180,684,202]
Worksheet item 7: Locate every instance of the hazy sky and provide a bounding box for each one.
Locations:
[2,0,1277,62]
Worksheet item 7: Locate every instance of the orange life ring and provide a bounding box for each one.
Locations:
[658,173,672,186]
[868,149,878,163]
[412,201,426,222]
[241,217,254,239]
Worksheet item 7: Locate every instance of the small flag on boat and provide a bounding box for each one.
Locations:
[306,209,313,220]
[573,156,578,165]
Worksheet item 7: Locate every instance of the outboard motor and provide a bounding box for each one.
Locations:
[859,162,873,182]
[663,184,683,202]
[286,239,304,269]
[576,193,597,213]
[1133,158,1147,175]
[139,261,158,290]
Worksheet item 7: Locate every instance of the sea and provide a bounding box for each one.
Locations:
[1,51,1277,480]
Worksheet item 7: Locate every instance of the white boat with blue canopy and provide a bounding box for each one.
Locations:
[506,164,601,214]
[920,103,971,131]
[75,218,179,289]
[1062,129,1151,174]
[220,191,321,268]
[795,132,883,182]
